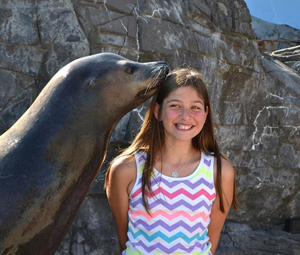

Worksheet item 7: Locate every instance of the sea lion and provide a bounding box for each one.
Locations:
[0,53,169,255]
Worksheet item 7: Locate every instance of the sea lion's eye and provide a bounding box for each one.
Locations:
[125,66,135,74]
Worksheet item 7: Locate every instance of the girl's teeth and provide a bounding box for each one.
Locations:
[177,124,192,130]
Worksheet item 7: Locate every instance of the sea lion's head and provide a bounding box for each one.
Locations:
[50,53,170,127]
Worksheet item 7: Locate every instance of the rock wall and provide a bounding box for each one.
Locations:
[1,0,300,254]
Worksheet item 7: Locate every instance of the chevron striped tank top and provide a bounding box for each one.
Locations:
[122,150,216,255]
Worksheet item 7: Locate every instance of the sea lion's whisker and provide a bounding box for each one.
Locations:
[145,68,160,95]
[144,65,168,95]
[151,67,159,73]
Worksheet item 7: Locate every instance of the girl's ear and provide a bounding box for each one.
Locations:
[205,106,209,120]
[153,102,160,120]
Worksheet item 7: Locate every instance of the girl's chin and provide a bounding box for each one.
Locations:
[165,135,197,143]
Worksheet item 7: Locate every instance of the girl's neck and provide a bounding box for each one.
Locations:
[154,140,201,178]
[160,139,195,163]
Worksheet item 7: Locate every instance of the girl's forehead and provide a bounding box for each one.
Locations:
[166,86,203,100]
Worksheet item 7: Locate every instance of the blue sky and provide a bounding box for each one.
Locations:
[244,0,300,30]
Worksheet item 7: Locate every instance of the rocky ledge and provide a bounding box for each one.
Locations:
[218,222,300,254]
[270,45,300,74]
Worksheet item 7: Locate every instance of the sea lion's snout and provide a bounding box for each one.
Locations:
[150,63,170,87]
[137,62,170,98]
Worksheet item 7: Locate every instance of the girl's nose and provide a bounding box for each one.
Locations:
[181,107,191,120]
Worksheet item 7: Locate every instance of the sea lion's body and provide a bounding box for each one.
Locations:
[0,53,169,255]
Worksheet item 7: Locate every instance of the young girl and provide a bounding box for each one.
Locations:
[105,68,238,255]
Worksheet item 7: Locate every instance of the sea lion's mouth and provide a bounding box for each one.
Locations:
[137,65,170,98]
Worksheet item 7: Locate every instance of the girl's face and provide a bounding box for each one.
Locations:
[154,86,208,144]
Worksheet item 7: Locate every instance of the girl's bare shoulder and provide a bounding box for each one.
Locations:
[112,154,136,166]
[213,156,235,181]
[221,157,234,179]
[109,154,137,189]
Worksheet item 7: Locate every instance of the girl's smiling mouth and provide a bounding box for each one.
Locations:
[175,124,193,130]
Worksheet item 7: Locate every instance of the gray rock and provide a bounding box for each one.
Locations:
[270,45,300,74]
[251,16,300,52]
[55,197,120,255]
[217,223,300,255]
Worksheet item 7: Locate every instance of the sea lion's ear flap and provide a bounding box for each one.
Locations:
[86,77,97,89]
[153,102,160,120]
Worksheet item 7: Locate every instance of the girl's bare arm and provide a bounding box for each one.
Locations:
[207,157,235,254]
[106,155,136,253]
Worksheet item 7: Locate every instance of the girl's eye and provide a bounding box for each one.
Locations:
[191,106,201,110]
[170,104,179,108]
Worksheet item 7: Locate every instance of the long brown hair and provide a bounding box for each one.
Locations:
[105,68,238,214]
